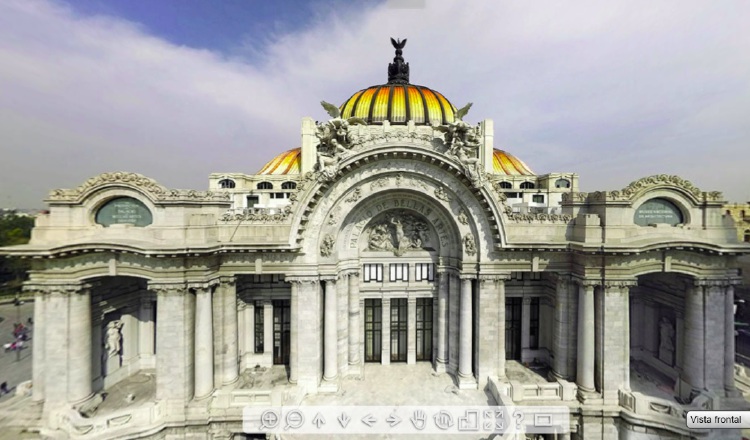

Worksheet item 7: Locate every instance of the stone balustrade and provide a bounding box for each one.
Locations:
[54,402,164,439]
[488,377,578,403]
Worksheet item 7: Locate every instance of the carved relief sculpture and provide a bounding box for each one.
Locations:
[366,211,430,256]
[320,234,335,257]
[463,234,477,256]
[104,320,123,358]
[433,103,486,186]
[658,316,675,366]
[315,101,367,180]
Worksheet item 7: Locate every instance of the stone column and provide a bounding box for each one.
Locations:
[348,271,361,368]
[289,280,299,384]
[194,287,214,399]
[600,282,633,402]
[407,297,417,364]
[448,272,460,374]
[153,283,195,404]
[237,301,245,369]
[43,287,70,411]
[68,284,93,405]
[32,290,45,402]
[497,276,507,380]
[244,301,254,358]
[552,276,570,380]
[477,275,501,388]
[704,283,725,391]
[682,283,705,394]
[436,270,449,373]
[576,282,595,393]
[382,298,391,365]
[296,278,322,390]
[725,284,737,394]
[138,297,155,366]
[322,277,338,385]
[458,276,476,388]
[221,278,239,386]
[521,297,531,361]
[263,300,273,365]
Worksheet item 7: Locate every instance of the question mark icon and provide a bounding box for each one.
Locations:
[512,410,524,431]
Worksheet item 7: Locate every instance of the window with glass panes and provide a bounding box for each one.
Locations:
[415,263,435,281]
[389,263,409,281]
[363,264,383,282]
[254,301,264,353]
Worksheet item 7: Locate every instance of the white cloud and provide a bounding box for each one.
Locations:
[1,0,749,208]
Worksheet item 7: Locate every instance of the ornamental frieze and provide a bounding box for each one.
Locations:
[47,172,231,204]
[365,210,431,256]
[561,175,723,203]
[220,205,293,223]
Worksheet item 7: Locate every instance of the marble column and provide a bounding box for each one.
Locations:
[244,302,254,359]
[289,281,299,384]
[348,271,361,367]
[458,276,476,388]
[323,277,338,383]
[436,271,449,373]
[138,297,155,366]
[725,284,737,394]
[154,284,195,403]
[32,291,45,402]
[263,300,273,364]
[705,284,726,391]
[237,301,245,369]
[194,287,214,398]
[682,283,705,392]
[497,276,507,380]
[221,278,239,386]
[68,285,93,404]
[552,276,570,380]
[576,283,595,393]
[407,297,417,364]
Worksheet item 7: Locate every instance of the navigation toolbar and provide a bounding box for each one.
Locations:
[244,406,570,435]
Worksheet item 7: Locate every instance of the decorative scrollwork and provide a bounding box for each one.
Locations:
[434,186,452,202]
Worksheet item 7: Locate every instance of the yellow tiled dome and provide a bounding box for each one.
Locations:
[493,150,535,175]
[257,148,300,175]
[339,84,457,126]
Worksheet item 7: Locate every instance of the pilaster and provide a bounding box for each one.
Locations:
[435,270,449,373]
[347,270,361,370]
[458,274,476,389]
[600,280,636,403]
[321,275,338,391]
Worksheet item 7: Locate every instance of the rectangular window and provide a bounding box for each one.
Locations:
[415,263,435,281]
[247,195,259,207]
[363,264,383,282]
[389,263,409,281]
[529,298,540,350]
[507,192,521,199]
[532,194,545,203]
[254,301,264,353]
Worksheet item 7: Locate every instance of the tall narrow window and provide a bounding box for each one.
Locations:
[254,301,264,353]
[415,263,435,281]
[389,263,409,281]
[363,264,383,282]
[529,298,540,350]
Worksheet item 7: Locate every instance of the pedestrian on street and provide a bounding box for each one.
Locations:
[0,382,8,396]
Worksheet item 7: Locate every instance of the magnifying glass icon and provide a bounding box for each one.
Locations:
[259,409,280,430]
[285,409,305,430]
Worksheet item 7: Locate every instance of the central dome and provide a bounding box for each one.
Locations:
[339,84,457,126]
[338,38,457,126]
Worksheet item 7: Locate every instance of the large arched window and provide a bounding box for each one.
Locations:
[218,179,236,189]
[281,181,297,190]
[257,182,273,190]
[554,179,570,189]
[520,181,535,190]
[498,181,513,189]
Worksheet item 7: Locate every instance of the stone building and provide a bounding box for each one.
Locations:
[724,203,750,243]
[2,40,750,440]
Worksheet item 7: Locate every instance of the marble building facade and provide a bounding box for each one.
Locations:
[2,41,750,440]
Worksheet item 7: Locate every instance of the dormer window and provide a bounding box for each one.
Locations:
[281,181,297,190]
[554,179,571,189]
[520,182,535,190]
[218,179,236,189]
[498,181,513,189]
[257,182,273,190]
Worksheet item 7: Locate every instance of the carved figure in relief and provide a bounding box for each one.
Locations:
[659,317,675,351]
[315,101,367,179]
[463,234,477,256]
[366,211,430,256]
[104,320,123,357]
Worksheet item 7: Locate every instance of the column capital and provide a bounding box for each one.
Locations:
[603,279,638,291]
[320,274,337,282]
[693,278,734,288]
[187,278,221,291]
[147,281,187,295]
[522,297,533,305]
[459,273,477,281]
[571,276,598,287]
[340,268,360,277]
[25,281,94,295]
[286,275,319,285]
[478,273,510,283]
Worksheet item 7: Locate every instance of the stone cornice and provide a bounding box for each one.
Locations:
[693,278,737,288]
[562,174,724,205]
[147,282,188,294]
[47,172,231,205]
[24,282,93,295]
[286,275,319,285]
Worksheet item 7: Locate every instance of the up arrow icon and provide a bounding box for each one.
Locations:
[312,412,326,429]
[337,412,351,428]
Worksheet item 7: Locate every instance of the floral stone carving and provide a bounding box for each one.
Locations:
[320,234,335,257]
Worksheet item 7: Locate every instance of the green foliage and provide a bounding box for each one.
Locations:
[0,214,35,286]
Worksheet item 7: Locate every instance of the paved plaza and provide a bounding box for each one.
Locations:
[0,300,34,402]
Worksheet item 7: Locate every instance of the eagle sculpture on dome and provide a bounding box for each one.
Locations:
[320,100,367,125]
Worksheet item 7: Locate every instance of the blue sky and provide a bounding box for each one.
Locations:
[1,0,749,208]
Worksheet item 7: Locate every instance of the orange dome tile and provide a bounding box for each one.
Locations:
[493,150,534,175]
[257,148,300,175]
[339,84,457,126]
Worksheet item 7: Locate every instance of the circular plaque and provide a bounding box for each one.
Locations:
[95,197,153,227]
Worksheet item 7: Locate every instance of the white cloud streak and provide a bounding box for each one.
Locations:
[1,0,749,208]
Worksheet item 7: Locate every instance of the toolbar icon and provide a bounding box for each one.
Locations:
[337,412,351,428]
[361,414,377,427]
[458,409,479,431]
[434,410,454,430]
[386,411,402,427]
[284,409,304,430]
[259,409,280,430]
[312,413,326,429]
[411,410,427,430]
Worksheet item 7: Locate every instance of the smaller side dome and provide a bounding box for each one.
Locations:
[493,150,534,175]
[257,148,301,175]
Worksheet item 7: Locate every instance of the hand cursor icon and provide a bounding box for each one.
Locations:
[411,410,426,430]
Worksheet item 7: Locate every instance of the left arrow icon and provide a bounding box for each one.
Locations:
[361,414,377,427]
[312,412,326,429]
